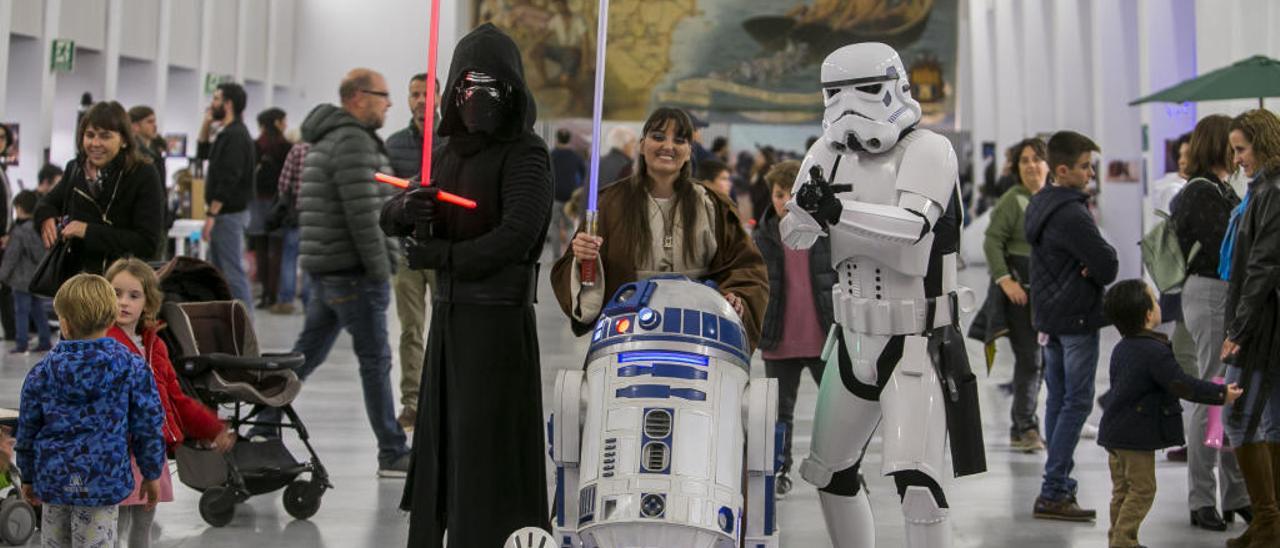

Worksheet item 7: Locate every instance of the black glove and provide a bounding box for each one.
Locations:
[400,186,440,227]
[794,165,843,227]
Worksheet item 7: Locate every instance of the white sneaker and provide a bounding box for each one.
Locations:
[1080,423,1098,440]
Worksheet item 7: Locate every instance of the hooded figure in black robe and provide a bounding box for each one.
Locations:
[380,23,553,547]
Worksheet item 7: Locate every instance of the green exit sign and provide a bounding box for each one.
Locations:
[50,39,74,72]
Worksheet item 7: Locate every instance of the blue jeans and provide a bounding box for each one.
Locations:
[277,227,300,304]
[12,290,50,350]
[209,210,254,314]
[1040,331,1100,501]
[255,274,408,465]
[1224,365,1280,446]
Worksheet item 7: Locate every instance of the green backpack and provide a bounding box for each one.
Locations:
[1141,179,1215,293]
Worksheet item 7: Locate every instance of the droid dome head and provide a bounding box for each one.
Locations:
[820,42,922,154]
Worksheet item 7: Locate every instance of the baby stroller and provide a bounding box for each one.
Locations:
[157,257,331,527]
[0,409,36,546]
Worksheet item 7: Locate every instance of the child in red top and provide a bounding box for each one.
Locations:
[106,258,235,548]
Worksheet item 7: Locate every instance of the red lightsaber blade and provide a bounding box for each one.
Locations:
[375,173,477,209]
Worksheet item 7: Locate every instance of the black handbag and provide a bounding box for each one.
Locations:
[29,163,89,298]
[28,238,74,298]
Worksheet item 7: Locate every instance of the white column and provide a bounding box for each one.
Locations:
[1019,0,1055,135]
[263,0,277,107]
[103,0,123,100]
[234,0,248,82]
[39,0,63,162]
[992,0,1024,148]
[0,0,13,114]
[153,0,173,119]
[197,0,214,108]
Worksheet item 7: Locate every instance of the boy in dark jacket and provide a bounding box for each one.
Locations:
[0,191,52,353]
[16,274,164,546]
[753,160,836,497]
[1027,131,1119,521]
[1099,279,1241,548]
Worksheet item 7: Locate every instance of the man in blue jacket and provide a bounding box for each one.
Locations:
[1025,130,1118,521]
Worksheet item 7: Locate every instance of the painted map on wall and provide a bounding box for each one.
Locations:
[474,0,956,124]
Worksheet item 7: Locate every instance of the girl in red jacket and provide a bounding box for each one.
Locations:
[107,258,235,547]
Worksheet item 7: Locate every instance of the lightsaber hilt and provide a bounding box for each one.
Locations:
[579,210,599,287]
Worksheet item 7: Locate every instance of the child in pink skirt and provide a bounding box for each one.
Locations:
[106,259,235,547]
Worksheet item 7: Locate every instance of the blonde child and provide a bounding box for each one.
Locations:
[105,259,233,547]
[15,274,164,547]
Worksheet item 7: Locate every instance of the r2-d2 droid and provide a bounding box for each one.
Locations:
[550,275,780,548]
[781,42,986,548]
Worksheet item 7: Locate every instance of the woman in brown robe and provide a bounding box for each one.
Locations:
[551,107,768,349]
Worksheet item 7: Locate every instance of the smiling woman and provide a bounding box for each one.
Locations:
[551,107,770,351]
[32,101,164,279]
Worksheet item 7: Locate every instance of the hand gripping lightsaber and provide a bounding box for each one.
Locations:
[374,0,476,226]
[580,0,610,287]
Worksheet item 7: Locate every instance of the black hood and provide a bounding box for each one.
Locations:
[1025,183,1088,245]
[438,23,537,141]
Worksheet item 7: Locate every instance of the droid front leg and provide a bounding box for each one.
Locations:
[743,377,780,548]
[551,370,586,548]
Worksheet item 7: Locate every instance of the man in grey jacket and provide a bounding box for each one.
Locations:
[250,68,411,477]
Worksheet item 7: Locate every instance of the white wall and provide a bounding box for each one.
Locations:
[961,0,1215,281]
[280,0,468,141]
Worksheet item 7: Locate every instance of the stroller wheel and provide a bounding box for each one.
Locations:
[199,487,236,527]
[282,480,323,521]
[0,499,36,545]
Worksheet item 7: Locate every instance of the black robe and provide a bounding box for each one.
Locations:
[381,24,553,548]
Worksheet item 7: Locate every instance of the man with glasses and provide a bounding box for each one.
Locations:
[248,68,412,478]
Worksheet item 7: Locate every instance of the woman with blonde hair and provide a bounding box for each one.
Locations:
[1220,108,1280,547]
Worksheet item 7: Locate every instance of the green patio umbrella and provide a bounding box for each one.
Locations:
[1130,54,1280,108]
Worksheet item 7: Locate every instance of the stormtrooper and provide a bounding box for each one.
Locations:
[780,42,986,548]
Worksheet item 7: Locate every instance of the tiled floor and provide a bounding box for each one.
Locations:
[0,259,1240,547]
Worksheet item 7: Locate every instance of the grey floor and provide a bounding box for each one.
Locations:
[0,260,1240,547]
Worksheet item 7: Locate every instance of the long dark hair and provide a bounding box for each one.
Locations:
[76,101,149,173]
[614,107,701,267]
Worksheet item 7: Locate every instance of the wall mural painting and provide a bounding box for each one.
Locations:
[473,0,957,125]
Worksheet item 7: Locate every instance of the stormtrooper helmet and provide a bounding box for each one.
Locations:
[819,42,922,154]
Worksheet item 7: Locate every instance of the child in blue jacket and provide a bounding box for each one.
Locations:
[1099,279,1243,548]
[16,273,164,547]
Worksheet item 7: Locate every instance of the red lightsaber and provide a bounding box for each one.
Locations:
[375,173,477,209]
[374,0,478,212]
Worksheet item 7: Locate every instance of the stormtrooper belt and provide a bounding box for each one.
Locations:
[832,291,960,336]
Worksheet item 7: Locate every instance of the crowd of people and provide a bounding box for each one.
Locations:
[6,22,1280,548]
[971,111,1280,548]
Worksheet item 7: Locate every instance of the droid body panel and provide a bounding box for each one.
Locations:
[550,275,780,548]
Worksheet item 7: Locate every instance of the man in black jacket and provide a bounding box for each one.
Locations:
[384,72,442,432]
[381,23,553,548]
[1025,130,1118,522]
[198,83,256,312]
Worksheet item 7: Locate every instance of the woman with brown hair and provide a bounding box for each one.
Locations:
[980,137,1049,453]
[551,107,768,348]
[34,101,165,276]
[1220,108,1280,547]
[1170,114,1250,532]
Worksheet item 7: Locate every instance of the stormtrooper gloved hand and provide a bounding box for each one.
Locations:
[794,165,843,227]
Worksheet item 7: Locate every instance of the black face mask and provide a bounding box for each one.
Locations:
[456,71,509,135]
